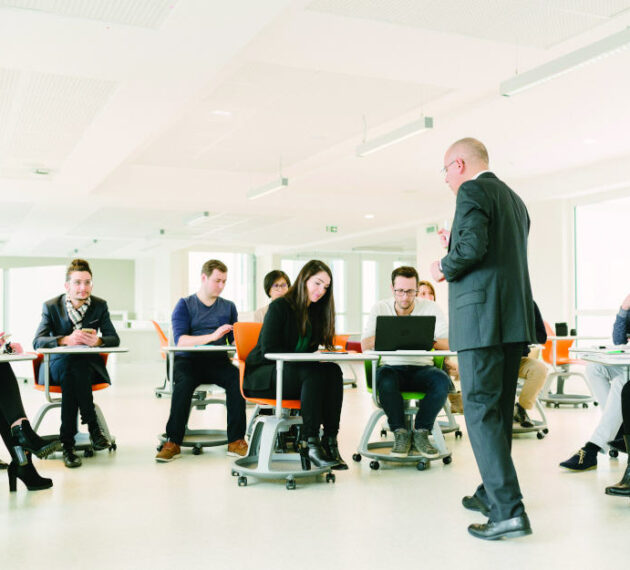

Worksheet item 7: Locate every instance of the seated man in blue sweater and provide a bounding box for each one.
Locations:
[156,259,247,462]
[560,293,630,470]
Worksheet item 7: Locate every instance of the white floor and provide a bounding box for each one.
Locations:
[1,361,628,570]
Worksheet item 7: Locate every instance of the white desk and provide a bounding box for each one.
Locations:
[160,345,236,393]
[570,346,630,381]
[0,353,37,363]
[264,352,380,416]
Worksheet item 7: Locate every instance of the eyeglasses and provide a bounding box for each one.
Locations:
[271,282,288,290]
[440,159,457,176]
[393,289,418,297]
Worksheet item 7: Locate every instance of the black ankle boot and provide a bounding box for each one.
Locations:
[321,435,348,470]
[297,440,311,471]
[605,436,630,497]
[11,420,61,463]
[88,422,110,451]
[8,453,53,492]
[0,458,8,470]
[306,437,337,468]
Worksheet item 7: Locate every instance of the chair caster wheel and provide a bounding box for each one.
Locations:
[109,443,117,452]
[543,428,549,434]
[593,401,599,406]
[238,476,247,487]
[582,403,588,409]
[369,461,380,470]
[554,403,560,408]
[231,470,239,477]
[442,456,452,465]
[192,446,202,455]
[455,430,463,439]
[536,432,545,440]
[352,453,362,462]
[156,393,162,398]
[286,479,296,490]
[84,449,94,458]
[326,472,336,483]
[380,429,387,438]
[610,449,619,458]
[416,459,429,471]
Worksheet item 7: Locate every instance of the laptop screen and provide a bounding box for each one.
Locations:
[374,315,436,351]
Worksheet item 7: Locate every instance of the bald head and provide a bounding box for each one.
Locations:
[447,138,489,168]
[442,137,490,194]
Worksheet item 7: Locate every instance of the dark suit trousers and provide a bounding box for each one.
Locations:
[49,355,101,446]
[458,343,525,522]
[245,362,343,439]
[165,356,246,445]
[0,363,28,456]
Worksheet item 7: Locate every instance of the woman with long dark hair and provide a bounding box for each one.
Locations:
[244,260,347,469]
[1,335,61,491]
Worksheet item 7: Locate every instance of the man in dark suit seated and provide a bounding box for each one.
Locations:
[33,259,119,468]
[431,138,536,540]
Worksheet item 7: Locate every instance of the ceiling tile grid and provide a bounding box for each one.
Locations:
[0,0,178,28]
[307,0,630,48]
[0,69,117,174]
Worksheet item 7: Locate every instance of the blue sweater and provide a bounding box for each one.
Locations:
[613,308,630,345]
[171,295,238,358]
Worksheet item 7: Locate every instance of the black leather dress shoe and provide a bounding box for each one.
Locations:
[88,423,111,451]
[462,495,490,516]
[63,448,82,468]
[468,514,532,540]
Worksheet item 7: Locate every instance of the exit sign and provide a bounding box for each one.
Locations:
[326,225,338,233]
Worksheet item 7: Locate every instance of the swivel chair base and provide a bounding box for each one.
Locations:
[232,413,334,490]
[512,399,549,440]
[539,370,595,408]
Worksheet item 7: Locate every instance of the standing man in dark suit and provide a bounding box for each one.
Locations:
[34,258,119,468]
[430,138,535,540]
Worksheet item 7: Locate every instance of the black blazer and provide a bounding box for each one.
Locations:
[244,297,318,392]
[33,294,120,384]
[441,172,535,351]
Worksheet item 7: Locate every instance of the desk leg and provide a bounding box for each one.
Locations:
[275,360,284,417]
[169,352,174,392]
[44,353,52,403]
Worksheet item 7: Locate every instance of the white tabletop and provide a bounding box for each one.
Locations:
[570,346,630,365]
[548,335,608,341]
[366,350,456,357]
[0,353,37,363]
[265,352,379,362]
[161,345,235,353]
[37,346,129,354]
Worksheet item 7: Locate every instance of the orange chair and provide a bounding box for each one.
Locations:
[31,353,116,454]
[152,320,172,398]
[539,321,594,408]
[231,322,334,489]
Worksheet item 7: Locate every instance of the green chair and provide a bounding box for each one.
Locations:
[352,357,461,471]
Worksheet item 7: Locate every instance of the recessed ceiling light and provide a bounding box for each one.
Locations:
[210,110,232,118]
[364,214,375,219]
[583,138,598,145]
[33,168,50,175]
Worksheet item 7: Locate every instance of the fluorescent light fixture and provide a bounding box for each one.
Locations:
[500,27,630,97]
[356,117,433,157]
[247,177,288,200]
[186,211,209,226]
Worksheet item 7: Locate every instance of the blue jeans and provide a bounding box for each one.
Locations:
[376,365,450,431]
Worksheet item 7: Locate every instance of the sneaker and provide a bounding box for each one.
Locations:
[559,448,597,471]
[390,428,411,457]
[412,429,440,459]
[227,439,248,457]
[156,441,181,463]
[513,403,534,428]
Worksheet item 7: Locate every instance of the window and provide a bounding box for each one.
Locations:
[575,197,630,337]
[362,260,377,330]
[280,259,305,283]
[188,252,253,312]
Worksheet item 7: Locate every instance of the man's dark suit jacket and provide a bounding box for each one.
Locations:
[245,297,319,392]
[33,294,120,385]
[441,172,535,350]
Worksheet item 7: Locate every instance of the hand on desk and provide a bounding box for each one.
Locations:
[61,329,101,347]
[210,324,233,343]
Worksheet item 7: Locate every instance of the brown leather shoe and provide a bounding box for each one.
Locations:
[156,441,181,462]
[227,439,248,457]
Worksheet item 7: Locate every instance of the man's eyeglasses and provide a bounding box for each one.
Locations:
[440,159,457,176]
[393,289,418,297]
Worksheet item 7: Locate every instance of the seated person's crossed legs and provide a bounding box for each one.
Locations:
[560,363,628,471]
[158,355,246,462]
[376,364,450,458]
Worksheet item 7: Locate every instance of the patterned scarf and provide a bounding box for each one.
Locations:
[65,295,91,330]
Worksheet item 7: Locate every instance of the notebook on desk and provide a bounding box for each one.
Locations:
[374,316,436,351]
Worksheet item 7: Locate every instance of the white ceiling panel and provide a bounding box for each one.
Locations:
[0,69,117,177]
[136,61,450,173]
[0,0,178,28]
[307,0,630,48]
